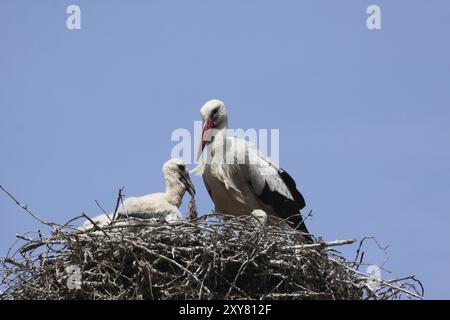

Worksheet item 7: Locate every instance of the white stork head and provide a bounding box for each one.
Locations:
[251,209,267,228]
[197,99,228,160]
[163,159,196,197]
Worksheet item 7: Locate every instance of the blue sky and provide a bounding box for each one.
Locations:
[1,1,449,299]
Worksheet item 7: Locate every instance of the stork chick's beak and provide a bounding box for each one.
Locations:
[180,173,196,197]
[196,119,215,161]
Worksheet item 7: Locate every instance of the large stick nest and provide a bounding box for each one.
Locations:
[0,209,423,300]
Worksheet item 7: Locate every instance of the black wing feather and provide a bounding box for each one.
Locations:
[258,168,312,243]
[279,169,306,210]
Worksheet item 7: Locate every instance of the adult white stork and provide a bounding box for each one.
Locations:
[81,159,195,229]
[194,99,312,242]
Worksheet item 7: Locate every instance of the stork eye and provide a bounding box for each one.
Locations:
[211,107,219,117]
[177,164,186,171]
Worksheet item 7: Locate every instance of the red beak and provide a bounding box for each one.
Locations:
[196,119,215,161]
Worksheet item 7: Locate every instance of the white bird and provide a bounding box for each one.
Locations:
[250,209,267,228]
[194,99,312,242]
[82,159,195,229]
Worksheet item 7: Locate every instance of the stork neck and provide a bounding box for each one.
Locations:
[204,128,229,164]
[207,126,227,148]
[215,117,228,131]
[164,175,185,208]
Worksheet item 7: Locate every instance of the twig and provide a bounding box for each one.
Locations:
[281,239,356,251]
[81,213,111,239]
[0,185,56,227]
[94,200,111,222]
[111,188,124,222]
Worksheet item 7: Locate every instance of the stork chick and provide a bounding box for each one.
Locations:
[82,159,195,229]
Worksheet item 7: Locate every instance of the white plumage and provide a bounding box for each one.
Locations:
[81,159,195,229]
[251,209,267,228]
[194,99,312,242]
